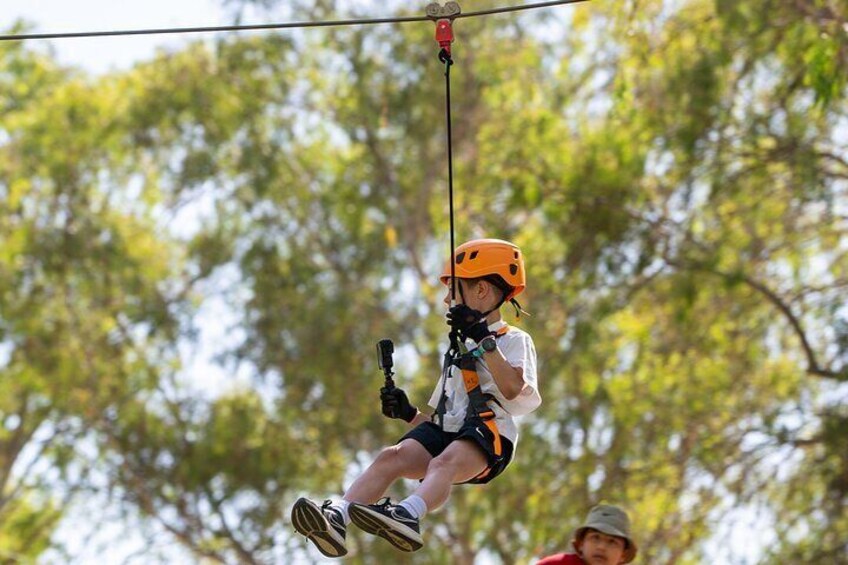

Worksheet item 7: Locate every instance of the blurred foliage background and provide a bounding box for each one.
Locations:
[1,0,847,563]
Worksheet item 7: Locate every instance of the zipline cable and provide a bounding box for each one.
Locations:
[0,16,427,42]
[0,0,588,42]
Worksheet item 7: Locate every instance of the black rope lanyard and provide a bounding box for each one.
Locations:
[432,6,459,305]
[442,48,457,304]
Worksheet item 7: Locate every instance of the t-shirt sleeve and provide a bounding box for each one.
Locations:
[498,331,541,416]
[427,377,443,411]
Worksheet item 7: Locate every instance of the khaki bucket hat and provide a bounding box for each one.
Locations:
[573,504,638,563]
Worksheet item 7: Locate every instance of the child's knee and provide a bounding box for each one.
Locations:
[426,444,487,479]
[374,444,404,467]
[425,452,456,474]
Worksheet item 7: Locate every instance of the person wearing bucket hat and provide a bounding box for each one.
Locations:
[537,504,638,565]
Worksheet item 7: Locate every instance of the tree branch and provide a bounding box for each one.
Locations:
[667,258,848,382]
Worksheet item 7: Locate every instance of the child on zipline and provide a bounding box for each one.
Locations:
[537,504,637,565]
[291,238,541,557]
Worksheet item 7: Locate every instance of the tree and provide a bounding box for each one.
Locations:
[1,0,846,562]
[0,32,184,560]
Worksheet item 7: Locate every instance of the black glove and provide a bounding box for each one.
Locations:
[446,304,492,343]
[380,386,417,422]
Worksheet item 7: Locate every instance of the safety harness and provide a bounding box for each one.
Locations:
[435,324,510,480]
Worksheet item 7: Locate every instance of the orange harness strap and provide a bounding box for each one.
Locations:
[459,325,509,480]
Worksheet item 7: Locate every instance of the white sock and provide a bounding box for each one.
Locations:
[398,495,428,519]
[338,500,351,525]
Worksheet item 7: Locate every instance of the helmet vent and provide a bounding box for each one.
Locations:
[510,264,518,275]
[456,252,466,264]
[469,251,479,260]
[514,251,519,259]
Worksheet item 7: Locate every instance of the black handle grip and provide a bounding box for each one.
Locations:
[376,339,395,390]
[376,339,394,370]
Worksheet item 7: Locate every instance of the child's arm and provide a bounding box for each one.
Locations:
[381,386,426,426]
[446,306,530,401]
[488,332,541,415]
[407,410,430,427]
[480,339,527,400]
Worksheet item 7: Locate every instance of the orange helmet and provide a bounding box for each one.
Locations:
[439,238,526,301]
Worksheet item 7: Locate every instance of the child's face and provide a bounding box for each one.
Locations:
[443,279,472,307]
[575,529,628,565]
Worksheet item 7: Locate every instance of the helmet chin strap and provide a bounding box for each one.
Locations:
[457,279,498,319]
[478,276,510,319]
[456,278,523,323]
[480,299,505,320]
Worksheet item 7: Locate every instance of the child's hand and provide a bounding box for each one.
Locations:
[446,304,491,343]
[380,386,417,422]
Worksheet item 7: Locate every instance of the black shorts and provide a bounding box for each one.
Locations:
[399,420,515,485]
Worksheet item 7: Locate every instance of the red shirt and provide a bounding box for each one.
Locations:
[537,553,585,565]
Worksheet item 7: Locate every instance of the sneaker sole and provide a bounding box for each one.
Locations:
[291,498,348,558]
[348,503,423,553]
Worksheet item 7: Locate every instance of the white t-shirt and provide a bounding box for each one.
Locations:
[427,320,541,445]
